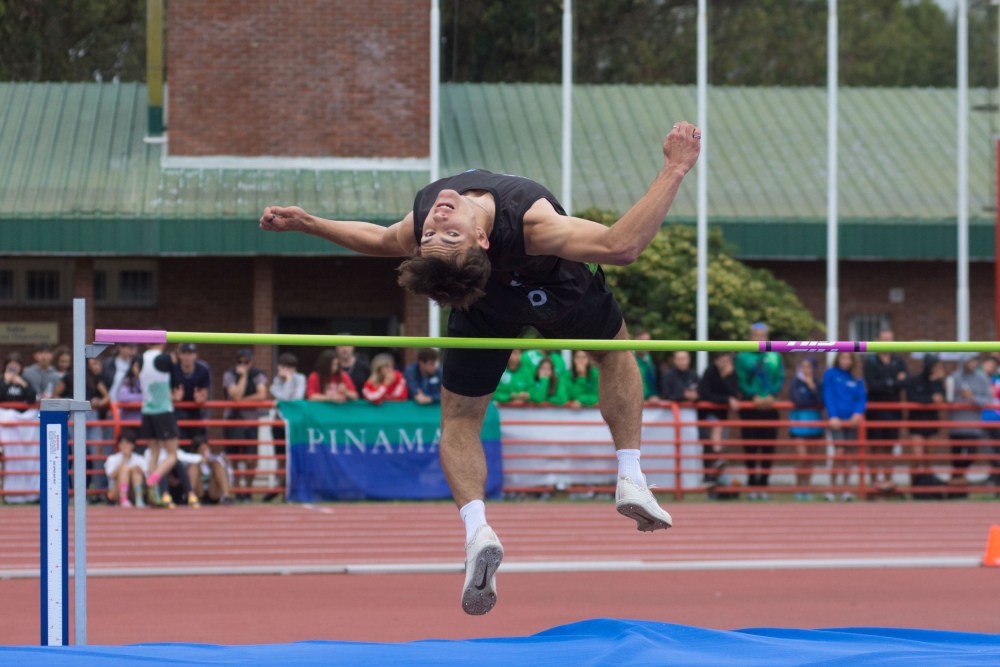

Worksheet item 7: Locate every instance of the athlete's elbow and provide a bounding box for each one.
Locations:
[604,243,642,266]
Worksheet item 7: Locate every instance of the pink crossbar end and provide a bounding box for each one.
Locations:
[761,341,867,353]
[94,329,167,345]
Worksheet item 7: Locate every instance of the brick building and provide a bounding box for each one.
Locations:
[0,1,997,385]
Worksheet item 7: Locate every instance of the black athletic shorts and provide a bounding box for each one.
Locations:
[140,412,179,441]
[443,269,624,397]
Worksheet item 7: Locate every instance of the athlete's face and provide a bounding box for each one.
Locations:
[420,190,489,259]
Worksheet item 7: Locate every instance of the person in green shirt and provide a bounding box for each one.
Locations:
[493,349,533,403]
[566,350,601,408]
[528,357,569,405]
[632,329,659,402]
[522,348,567,378]
[734,322,785,500]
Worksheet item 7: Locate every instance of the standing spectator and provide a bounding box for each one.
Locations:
[336,342,370,395]
[660,351,699,403]
[823,351,867,501]
[632,329,659,401]
[52,346,72,388]
[101,343,138,411]
[788,357,824,500]
[116,359,143,424]
[493,349,532,403]
[172,343,212,449]
[362,354,409,404]
[566,350,600,408]
[267,352,306,502]
[947,353,992,486]
[735,322,785,499]
[906,354,946,488]
[103,430,147,508]
[22,344,61,399]
[528,356,568,405]
[223,348,269,501]
[140,341,180,507]
[404,348,443,405]
[56,357,113,498]
[306,349,358,403]
[697,352,741,495]
[863,329,908,492]
[1,353,37,406]
[522,348,567,378]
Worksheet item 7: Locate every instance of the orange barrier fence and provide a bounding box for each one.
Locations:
[1,400,998,501]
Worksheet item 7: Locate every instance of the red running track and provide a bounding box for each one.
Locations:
[1,501,997,644]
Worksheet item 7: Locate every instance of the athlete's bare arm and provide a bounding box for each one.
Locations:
[260,207,418,257]
[522,122,701,266]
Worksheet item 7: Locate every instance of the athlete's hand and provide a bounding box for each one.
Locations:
[260,206,311,233]
[662,121,701,175]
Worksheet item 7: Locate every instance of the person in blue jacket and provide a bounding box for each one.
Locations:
[823,351,867,501]
[789,356,823,500]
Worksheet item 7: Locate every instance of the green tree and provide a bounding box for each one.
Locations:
[575,208,823,342]
[0,0,146,81]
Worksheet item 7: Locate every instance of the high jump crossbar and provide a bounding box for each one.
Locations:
[94,330,1000,354]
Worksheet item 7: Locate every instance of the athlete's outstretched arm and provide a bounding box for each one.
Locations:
[259,207,417,257]
[523,122,701,266]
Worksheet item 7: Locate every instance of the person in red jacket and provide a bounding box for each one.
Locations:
[306,349,358,403]
[362,354,408,404]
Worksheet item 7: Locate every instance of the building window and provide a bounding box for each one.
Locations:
[0,261,72,306]
[848,313,891,342]
[93,261,158,307]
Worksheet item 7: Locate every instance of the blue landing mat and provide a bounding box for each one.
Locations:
[4,619,1000,666]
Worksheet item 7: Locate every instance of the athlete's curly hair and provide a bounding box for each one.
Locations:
[397,246,491,310]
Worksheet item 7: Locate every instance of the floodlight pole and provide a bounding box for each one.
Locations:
[827,0,839,358]
[695,0,708,373]
[429,0,442,339]
[958,0,970,342]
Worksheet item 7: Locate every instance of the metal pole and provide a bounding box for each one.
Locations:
[958,0,970,342]
[827,0,839,356]
[72,298,87,644]
[695,0,708,373]
[429,0,442,339]
[562,0,573,213]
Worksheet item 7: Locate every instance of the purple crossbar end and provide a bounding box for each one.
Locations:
[94,329,168,345]
[761,341,867,353]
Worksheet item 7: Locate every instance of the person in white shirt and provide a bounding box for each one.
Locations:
[267,353,306,502]
[104,430,147,508]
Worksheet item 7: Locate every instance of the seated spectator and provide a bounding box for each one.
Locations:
[788,357,824,500]
[145,445,200,509]
[660,351,699,403]
[363,353,408,404]
[528,357,568,406]
[565,350,599,408]
[404,348,443,405]
[307,350,358,403]
[186,434,233,506]
[947,353,992,486]
[697,352,741,493]
[823,351,867,501]
[1,352,37,407]
[116,358,143,424]
[494,349,532,403]
[104,430,147,508]
[906,354,946,487]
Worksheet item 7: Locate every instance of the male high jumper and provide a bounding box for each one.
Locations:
[260,121,701,615]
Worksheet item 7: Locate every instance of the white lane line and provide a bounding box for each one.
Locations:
[0,556,981,580]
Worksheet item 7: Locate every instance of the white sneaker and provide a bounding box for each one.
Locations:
[615,475,673,532]
[461,525,504,615]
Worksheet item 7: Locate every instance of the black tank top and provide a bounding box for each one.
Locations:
[412,170,598,322]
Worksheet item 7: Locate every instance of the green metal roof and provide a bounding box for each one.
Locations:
[0,81,995,259]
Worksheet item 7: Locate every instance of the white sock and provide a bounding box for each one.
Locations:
[617,449,644,485]
[459,499,487,545]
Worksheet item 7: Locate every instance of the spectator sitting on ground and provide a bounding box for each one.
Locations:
[1,352,37,407]
[186,434,233,506]
[404,348,443,405]
[306,349,358,403]
[788,356,824,500]
[116,358,143,424]
[22,343,61,399]
[104,430,147,508]
[145,444,201,509]
[565,350,600,408]
[493,349,532,403]
[528,357,568,406]
[363,353,409,404]
[660,350,699,403]
[823,351,867,502]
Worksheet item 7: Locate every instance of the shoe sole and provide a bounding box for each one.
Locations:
[461,543,503,616]
[616,502,673,532]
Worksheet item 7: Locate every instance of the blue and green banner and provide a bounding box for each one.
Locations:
[278,401,503,502]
